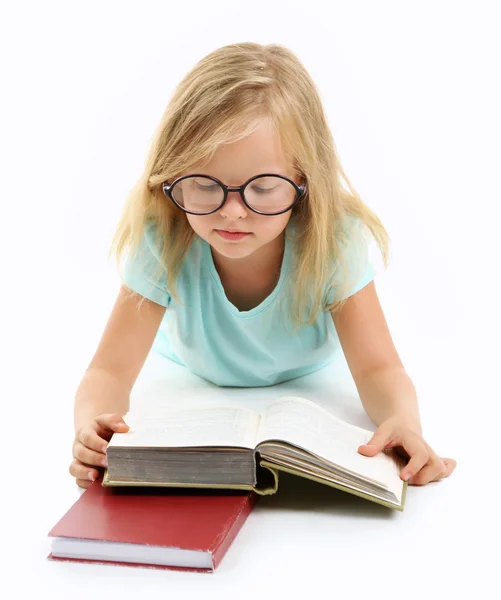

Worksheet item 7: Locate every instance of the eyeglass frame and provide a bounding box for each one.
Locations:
[161,173,307,216]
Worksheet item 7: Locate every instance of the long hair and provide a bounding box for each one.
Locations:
[110,42,390,324]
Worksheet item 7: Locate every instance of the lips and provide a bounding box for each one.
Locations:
[215,229,251,241]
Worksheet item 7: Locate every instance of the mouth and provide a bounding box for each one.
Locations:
[215,229,252,241]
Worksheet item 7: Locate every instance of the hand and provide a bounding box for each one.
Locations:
[357,416,457,485]
[70,413,129,488]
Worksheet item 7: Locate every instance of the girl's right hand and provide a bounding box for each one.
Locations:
[70,413,130,488]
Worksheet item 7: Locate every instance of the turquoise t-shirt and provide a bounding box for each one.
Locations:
[121,218,376,387]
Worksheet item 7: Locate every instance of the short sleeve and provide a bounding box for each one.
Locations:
[120,221,171,307]
[324,216,376,304]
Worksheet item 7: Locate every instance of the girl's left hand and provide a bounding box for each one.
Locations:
[357,416,457,485]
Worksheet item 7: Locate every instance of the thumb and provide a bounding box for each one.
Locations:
[358,425,392,456]
[95,413,130,432]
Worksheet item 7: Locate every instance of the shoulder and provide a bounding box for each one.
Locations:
[337,214,371,247]
[140,219,164,259]
[326,215,375,303]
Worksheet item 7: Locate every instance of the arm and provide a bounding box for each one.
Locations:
[74,284,167,432]
[331,280,421,432]
[331,281,456,485]
[71,284,166,488]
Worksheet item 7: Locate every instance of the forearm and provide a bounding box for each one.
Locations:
[355,366,422,434]
[74,367,131,433]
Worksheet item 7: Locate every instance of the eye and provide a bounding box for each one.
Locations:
[196,182,219,191]
[251,185,276,194]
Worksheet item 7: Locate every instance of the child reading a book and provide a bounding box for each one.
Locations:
[70,42,456,491]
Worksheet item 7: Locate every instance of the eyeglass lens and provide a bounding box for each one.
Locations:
[171,176,297,214]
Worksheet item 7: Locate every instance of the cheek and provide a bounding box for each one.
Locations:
[186,215,210,236]
[259,214,291,238]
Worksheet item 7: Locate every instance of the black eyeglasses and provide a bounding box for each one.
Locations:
[162,173,306,216]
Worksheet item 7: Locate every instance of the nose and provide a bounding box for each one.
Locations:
[219,190,248,219]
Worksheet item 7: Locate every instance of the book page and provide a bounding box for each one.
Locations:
[108,404,261,450]
[256,396,402,486]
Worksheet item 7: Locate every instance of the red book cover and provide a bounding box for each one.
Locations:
[48,479,259,573]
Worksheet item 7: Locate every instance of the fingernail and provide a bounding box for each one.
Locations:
[88,471,95,481]
[102,446,107,453]
[101,458,108,467]
[403,472,411,481]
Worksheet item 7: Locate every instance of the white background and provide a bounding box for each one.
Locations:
[1,0,500,597]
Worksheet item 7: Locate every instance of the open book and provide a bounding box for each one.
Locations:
[104,396,408,511]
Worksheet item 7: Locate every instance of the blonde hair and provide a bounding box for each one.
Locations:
[110,42,390,325]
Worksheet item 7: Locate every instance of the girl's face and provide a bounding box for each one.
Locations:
[184,120,300,263]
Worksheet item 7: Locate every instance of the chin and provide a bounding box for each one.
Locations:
[211,236,257,260]
[214,242,256,260]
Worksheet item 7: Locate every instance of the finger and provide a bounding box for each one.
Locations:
[393,445,411,460]
[431,457,456,480]
[73,440,107,468]
[94,413,130,444]
[408,457,448,486]
[94,413,130,433]
[76,478,93,489]
[441,457,457,477]
[69,458,100,483]
[76,427,109,454]
[358,423,394,456]
[411,453,457,484]
[400,438,430,481]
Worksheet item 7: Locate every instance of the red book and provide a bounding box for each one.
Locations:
[48,479,259,572]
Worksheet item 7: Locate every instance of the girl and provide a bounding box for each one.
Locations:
[70,42,456,490]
